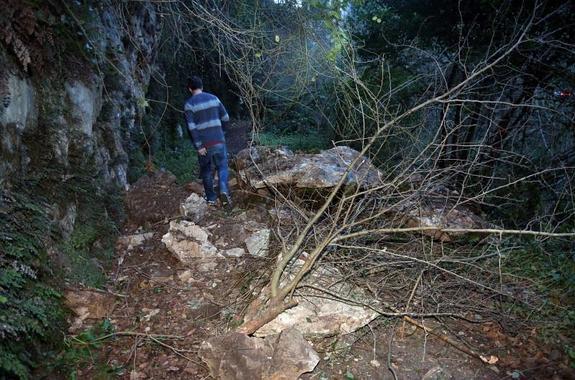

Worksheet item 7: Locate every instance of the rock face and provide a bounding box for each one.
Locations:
[0,0,159,236]
[235,146,383,190]
[199,328,319,380]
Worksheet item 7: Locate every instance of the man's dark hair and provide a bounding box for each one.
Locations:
[188,76,203,91]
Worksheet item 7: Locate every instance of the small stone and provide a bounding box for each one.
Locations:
[223,248,246,257]
[198,260,218,272]
[370,359,380,368]
[245,229,270,256]
[180,193,208,222]
[178,270,194,283]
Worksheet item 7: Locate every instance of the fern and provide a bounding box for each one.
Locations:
[0,0,56,72]
[0,351,30,380]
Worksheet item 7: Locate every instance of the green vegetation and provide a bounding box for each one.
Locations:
[0,185,122,379]
[503,238,575,341]
[52,319,122,379]
[0,161,123,379]
[0,189,65,380]
[153,141,200,184]
[256,129,332,153]
[129,139,200,184]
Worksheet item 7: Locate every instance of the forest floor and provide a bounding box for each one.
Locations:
[64,124,574,380]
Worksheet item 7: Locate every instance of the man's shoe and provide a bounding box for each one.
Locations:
[220,193,232,209]
[207,199,217,206]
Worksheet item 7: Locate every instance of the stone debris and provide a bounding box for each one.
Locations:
[162,220,221,262]
[199,328,319,380]
[180,192,208,222]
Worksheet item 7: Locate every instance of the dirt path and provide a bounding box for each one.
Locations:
[68,168,574,380]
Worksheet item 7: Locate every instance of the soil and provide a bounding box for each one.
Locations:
[69,152,574,380]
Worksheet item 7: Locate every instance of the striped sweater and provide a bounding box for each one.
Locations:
[184,92,230,149]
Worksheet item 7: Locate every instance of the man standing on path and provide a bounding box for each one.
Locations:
[184,76,232,207]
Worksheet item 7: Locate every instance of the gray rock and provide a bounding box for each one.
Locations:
[400,200,488,242]
[180,192,208,222]
[65,80,101,138]
[223,247,246,257]
[245,229,270,256]
[255,263,379,338]
[199,328,319,380]
[118,232,154,250]
[161,220,221,262]
[0,74,36,130]
[236,146,383,190]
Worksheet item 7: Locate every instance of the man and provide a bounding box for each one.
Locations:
[184,76,232,207]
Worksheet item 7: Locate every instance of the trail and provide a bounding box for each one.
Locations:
[65,123,573,380]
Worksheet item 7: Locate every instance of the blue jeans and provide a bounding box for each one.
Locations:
[198,143,229,202]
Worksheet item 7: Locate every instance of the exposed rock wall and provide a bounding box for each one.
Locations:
[0,0,159,233]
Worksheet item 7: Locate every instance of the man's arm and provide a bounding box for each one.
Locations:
[184,102,203,150]
[218,99,230,132]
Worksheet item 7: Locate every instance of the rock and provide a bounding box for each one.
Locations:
[401,200,488,242]
[141,308,160,322]
[118,232,154,250]
[177,270,195,283]
[52,202,77,239]
[129,370,145,380]
[236,146,383,190]
[256,295,378,338]
[199,328,319,380]
[255,264,378,338]
[149,269,173,284]
[65,80,101,138]
[64,289,116,332]
[162,220,221,262]
[223,247,246,257]
[245,229,270,256]
[197,260,218,272]
[180,192,208,222]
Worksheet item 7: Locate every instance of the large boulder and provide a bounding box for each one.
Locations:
[235,146,383,190]
[199,328,319,380]
[255,262,379,338]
